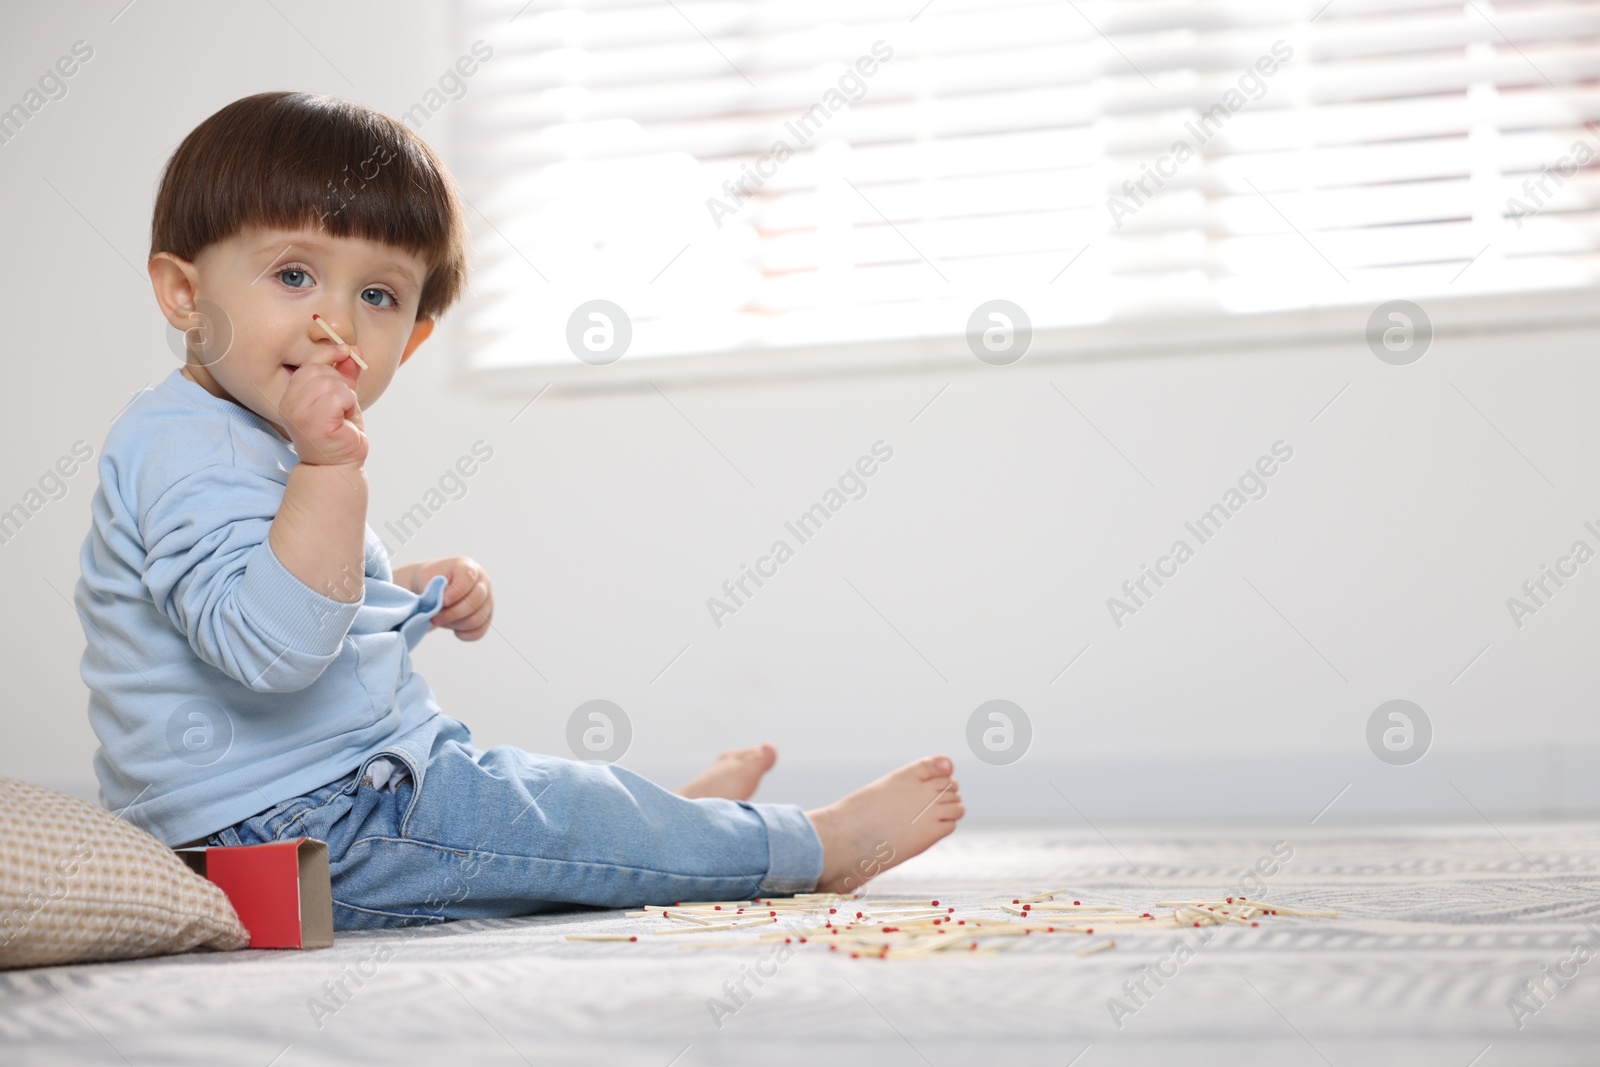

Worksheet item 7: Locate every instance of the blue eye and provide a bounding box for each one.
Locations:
[274,264,399,310]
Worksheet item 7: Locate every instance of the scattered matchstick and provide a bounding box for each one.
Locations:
[564,890,1337,960]
[651,916,777,935]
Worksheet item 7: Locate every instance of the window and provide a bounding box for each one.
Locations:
[454,0,1600,371]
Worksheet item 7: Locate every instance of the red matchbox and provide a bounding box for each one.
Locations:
[176,838,335,949]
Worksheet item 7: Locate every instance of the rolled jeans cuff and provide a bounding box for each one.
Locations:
[748,802,822,895]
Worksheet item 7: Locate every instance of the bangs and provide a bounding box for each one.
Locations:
[151,91,468,320]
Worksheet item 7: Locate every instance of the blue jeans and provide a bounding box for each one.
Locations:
[205,714,823,930]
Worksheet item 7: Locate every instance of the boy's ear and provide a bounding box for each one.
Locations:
[400,317,435,365]
[148,251,202,330]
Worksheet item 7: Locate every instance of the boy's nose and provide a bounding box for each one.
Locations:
[308,315,358,362]
[310,314,353,343]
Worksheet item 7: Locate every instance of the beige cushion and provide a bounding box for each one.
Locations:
[0,777,248,968]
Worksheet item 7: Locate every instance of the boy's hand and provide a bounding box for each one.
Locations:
[409,556,493,640]
[280,346,366,467]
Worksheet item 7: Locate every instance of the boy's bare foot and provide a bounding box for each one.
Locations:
[678,743,778,801]
[806,755,964,894]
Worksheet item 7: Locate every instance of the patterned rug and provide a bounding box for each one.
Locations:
[5,822,1599,1066]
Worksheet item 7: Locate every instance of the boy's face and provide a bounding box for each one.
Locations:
[149,225,435,439]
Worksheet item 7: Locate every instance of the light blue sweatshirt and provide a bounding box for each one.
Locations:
[74,368,450,846]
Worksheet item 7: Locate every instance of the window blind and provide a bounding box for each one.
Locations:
[453,0,1600,370]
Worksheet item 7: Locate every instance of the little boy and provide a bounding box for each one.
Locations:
[74,91,963,929]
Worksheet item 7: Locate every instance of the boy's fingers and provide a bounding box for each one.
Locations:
[300,345,361,380]
[438,580,489,622]
[452,605,493,639]
[442,564,483,602]
[439,593,493,632]
[336,345,364,380]
[302,348,341,370]
[433,587,469,620]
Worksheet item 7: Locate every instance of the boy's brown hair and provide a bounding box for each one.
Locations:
[150,91,469,321]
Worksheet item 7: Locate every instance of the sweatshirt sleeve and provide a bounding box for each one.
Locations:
[139,462,362,693]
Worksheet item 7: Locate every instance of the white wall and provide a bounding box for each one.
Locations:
[4,2,1597,825]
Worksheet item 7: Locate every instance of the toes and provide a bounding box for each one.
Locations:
[914,755,953,780]
[722,744,776,767]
